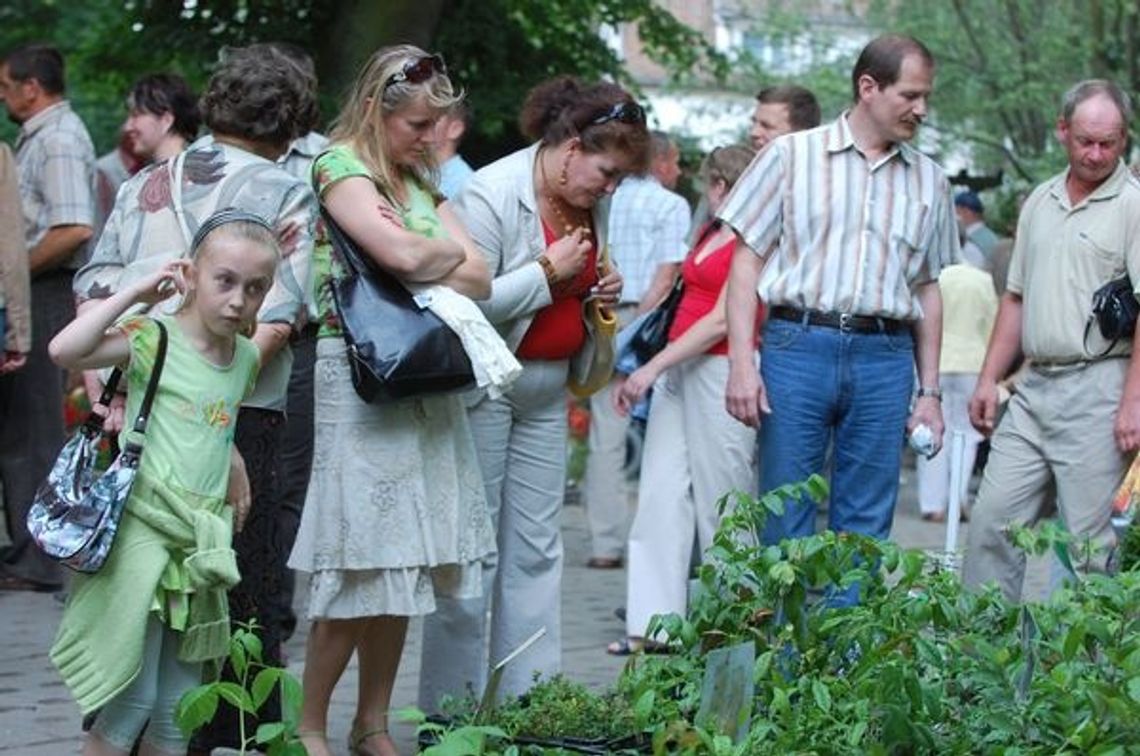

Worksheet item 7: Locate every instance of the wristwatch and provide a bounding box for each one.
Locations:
[915,386,943,401]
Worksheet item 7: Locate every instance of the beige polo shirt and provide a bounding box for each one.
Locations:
[1008,161,1140,362]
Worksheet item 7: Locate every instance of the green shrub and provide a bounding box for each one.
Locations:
[620,477,1140,754]
[419,476,1140,754]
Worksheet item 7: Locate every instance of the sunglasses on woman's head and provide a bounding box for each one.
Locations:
[589,101,646,127]
[384,54,446,92]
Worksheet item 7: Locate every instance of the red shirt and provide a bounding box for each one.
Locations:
[516,221,599,360]
[667,225,763,355]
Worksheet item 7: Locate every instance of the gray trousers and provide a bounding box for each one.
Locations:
[419,359,568,710]
[962,359,1126,600]
[0,273,73,586]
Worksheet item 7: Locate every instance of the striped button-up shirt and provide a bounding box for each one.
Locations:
[14,100,96,269]
[717,113,958,320]
[607,175,690,304]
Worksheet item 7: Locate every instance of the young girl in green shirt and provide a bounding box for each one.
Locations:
[47,209,278,756]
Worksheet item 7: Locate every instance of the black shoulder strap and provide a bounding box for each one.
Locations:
[84,319,169,439]
[131,319,169,435]
[1082,317,1116,359]
[311,156,372,281]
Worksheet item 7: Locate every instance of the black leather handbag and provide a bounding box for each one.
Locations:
[321,206,474,403]
[1085,274,1140,356]
[624,220,723,363]
[626,275,683,364]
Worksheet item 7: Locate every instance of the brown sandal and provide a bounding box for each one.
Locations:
[348,726,393,756]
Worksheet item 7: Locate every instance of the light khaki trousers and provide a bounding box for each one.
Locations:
[583,304,639,559]
[625,356,757,638]
[962,359,1127,600]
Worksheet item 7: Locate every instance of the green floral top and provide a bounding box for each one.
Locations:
[312,144,450,338]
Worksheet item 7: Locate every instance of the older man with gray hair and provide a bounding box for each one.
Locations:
[964,79,1140,599]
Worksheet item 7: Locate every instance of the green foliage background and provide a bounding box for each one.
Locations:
[5,0,1140,234]
[0,0,723,164]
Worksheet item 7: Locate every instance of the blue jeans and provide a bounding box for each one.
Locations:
[758,318,915,546]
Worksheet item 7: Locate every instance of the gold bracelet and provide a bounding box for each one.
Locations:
[537,255,557,286]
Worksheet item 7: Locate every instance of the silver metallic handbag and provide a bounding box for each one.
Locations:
[26,320,168,573]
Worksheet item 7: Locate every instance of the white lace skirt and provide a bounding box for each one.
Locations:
[287,338,496,619]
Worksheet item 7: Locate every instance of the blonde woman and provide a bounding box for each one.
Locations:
[287,45,495,756]
[611,145,761,655]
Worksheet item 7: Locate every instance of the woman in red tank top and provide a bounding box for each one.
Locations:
[608,145,761,655]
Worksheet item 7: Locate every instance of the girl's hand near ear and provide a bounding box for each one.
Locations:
[130,260,191,307]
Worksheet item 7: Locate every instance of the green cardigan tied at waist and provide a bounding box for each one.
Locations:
[50,473,240,714]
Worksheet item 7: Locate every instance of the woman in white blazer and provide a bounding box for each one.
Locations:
[419,76,649,707]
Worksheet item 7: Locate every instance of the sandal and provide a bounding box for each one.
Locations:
[587,556,623,569]
[606,637,671,656]
[296,730,329,756]
[348,726,395,756]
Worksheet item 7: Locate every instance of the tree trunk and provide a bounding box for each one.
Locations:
[314,0,448,104]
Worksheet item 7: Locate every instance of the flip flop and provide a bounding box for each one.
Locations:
[606,637,671,656]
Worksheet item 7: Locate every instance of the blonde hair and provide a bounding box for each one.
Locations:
[194,220,281,263]
[701,144,756,191]
[180,214,280,318]
[190,208,280,260]
[329,44,461,200]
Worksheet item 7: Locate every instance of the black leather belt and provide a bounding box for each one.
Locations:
[770,306,909,335]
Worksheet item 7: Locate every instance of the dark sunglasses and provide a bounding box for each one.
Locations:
[589,101,646,127]
[384,54,446,92]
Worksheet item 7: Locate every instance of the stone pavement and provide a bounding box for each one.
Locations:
[0,461,1041,754]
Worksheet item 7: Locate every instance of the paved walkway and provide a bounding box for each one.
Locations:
[1,462,1041,754]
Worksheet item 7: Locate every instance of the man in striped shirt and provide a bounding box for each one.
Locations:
[720,35,957,579]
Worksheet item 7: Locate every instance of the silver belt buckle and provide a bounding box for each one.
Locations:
[838,313,853,332]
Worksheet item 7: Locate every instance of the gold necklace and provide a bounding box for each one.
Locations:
[538,148,591,238]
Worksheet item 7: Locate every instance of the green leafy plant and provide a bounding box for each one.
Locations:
[399,476,1140,754]
[493,674,638,742]
[1116,516,1140,573]
[619,476,1140,754]
[175,621,304,755]
[429,674,640,745]
[401,707,515,756]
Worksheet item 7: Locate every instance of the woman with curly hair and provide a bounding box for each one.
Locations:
[286,45,496,756]
[419,76,649,709]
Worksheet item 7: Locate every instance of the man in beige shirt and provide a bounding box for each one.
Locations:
[964,80,1140,600]
[0,143,29,371]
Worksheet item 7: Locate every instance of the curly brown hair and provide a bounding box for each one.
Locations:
[200,43,318,148]
[519,76,650,173]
